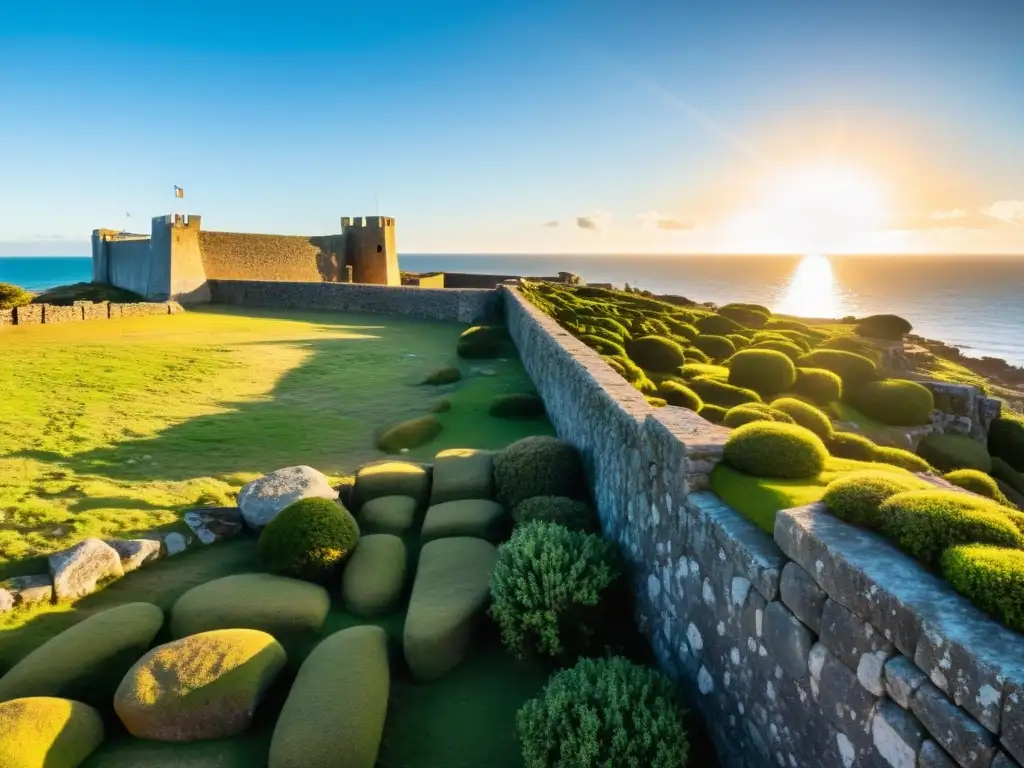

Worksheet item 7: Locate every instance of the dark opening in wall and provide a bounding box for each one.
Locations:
[377,245,383,253]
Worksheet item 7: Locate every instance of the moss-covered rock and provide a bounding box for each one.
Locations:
[728,349,797,398]
[430,448,494,505]
[699,404,728,424]
[941,544,1024,632]
[989,418,1024,472]
[269,626,390,768]
[624,335,687,373]
[489,393,546,420]
[0,602,163,705]
[420,366,461,386]
[114,629,287,742]
[823,471,932,530]
[696,314,745,335]
[688,376,762,409]
[828,431,878,461]
[258,498,359,582]
[792,367,843,405]
[722,422,828,479]
[749,339,805,361]
[852,379,934,426]
[377,415,443,453]
[421,499,508,542]
[493,436,586,508]
[403,537,498,682]
[0,697,104,768]
[796,349,878,389]
[692,334,736,362]
[170,574,330,639]
[341,535,407,618]
[656,380,703,411]
[874,446,932,473]
[578,335,627,357]
[358,495,417,535]
[917,433,992,472]
[355,461,430,506]
[722,404,794,429]
[456,325,511,359]
[770,397,834,440]
[944,469,1011,505]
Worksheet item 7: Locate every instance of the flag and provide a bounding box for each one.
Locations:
[174,186,184,199]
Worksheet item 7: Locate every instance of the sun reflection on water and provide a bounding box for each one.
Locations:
[774,254,849,319]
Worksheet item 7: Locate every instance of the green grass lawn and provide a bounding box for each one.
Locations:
[0,306,553,576]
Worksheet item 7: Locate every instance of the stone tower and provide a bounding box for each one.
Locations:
[341,216,399,286]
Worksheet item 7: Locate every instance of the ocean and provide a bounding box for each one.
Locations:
[3,254,1023,366]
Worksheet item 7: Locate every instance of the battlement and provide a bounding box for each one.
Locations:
[160,213,202,230]
[340,216,394,229]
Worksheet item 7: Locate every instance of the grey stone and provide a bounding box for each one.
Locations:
[0,574,53,607]
[885,655,928,709]
[0,589,12,612]
[919,740,959,768]
[164,532,188,556]
[48,538,124,600]
[780,561,827,633]
[741,588,768,640]
[990,752,1021,768]
[911,681,996,768]
[763,601,814,678]
[183,507,244,544]
[1002,679,1024,764]
[872,702,924,768]
[106,538,162,572]
[816,647,878,749]
[237,465,337,529]
[819,599,894,685]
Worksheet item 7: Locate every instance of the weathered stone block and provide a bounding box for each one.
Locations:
[780,561,827,633]
[0,308,13,325]
[763,601,814,679]
[1001,679,1024,764]
[49,538,124,600]
[183,507,244,544]
[819,599,894,688]
[106,538,162,572]
[164,532,188,555]
[885,654,928,709]
[911,681,996,768]
[919,740,958,768]
[741,587,768,641]
[14,304,42,324]
[108,303,123,318]
[816,647,878,751]
[0,574,53,607]
[990,751,1021,768]
[42,304,80,323]
[872,701,924,768]
[80,302,108,321]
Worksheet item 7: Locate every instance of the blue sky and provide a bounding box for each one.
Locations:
[2,0,1023,255]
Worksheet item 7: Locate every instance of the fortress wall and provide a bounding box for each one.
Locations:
[207,279,497,324]
[442,272,561,289]
[198,231,346,284]
[502,284,1024,768]
[106,238,167,299]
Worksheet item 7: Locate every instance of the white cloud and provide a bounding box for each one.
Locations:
[929,209,966,221]
[576,211,611,230]
[638,210,697,231]
[981,200,1024,226]
[542,220,560,228]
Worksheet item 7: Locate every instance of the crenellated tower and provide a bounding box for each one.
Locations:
[341,216,399,286]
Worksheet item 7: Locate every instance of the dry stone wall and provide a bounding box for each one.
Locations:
[0,301,183,327]
[502,285,1024,768]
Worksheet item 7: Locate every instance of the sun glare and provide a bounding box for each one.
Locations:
[775,253,850,318]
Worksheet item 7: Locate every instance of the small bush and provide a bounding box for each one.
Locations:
[728,349,797,398]
[489,393,546,419]
[377,415,442,453]
[516,656,690,768]
[490,521,624,661]
[494,436,586,508]
[579,334,627,357]
[683,346,712,364]
[258,498,360,582]
[696,314,745,335]
[874,446,932,472]
[692,334,736,362]
[771,329,813,351]
[603,354,645,385]
[681,363,729,380]
[719,304,769,328]
[723,404,793,428]
[828,431,879,461]
[792,367,843,405]
[749,339,805,361]
[512,496,597,532]
[726,333,750,350]
[944,469,1011,505]
[879,490,1024,566]
[579,314,632,341]
[456,325,511,359]
[0,283,32,310]
[688,376,762,408]
[820,335,881,361]
[852,379,935,426]
[941,544,1024,632]
[765,318,813,334]
[917,434,992,472]
[856,314,913,339]
[658,381,703,411]
[722,422,828,479]
[421,366,461,385]
[770,397,834,439]
[989,418,1024,472]
[823,471,933,529]
[700,404,727,424]
[625,335,687,373]
[797,349,878,389]
[664,318,698,340]
[646,395,667,407]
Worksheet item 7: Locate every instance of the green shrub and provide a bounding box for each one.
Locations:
[692,334,736,362]
[874,446,932,472]
[723,404,793,428]
[0,283,32,310]
[516,656,690,768]
[771,329,813,351]
[749,339,805,361]
[726,333,750,350]
[719,304,768,329]
[421,366,461,385]
[663,318,698,340]
[646,395,667,407]
[728,349,797,398]
[765,318,813,334]
[879,490,1024,566]
[700,404,727,423]
[258,498,360,582]
[944,470,1012,505]
[852,379,935,426]
[828,431,879,461]
[722,422,828,479]
[941,544,1024,632]
[657,381,703,411]
[579,334,627,357]
[823,471,933,529]
[603,354,645,385]
[377,415,443,453]
[993,457,1024,496]
[820,335,881,361]
[683,346,712,364]
[770,397,834,439]
[512,496,597,532]
[917,434,992,472]
[494,436,586,508]
[689,376,762,408]
[989,418,1024,472]
[792,367,843,405]
[856,314,913,339]
[456,325,511,359]
[490,521,624,661]
[489,393,546,419]
[579,314,632,341]
[681,363,729,380]
[625,335,687,373]
[696,314,745,335]
[797,349,878,389]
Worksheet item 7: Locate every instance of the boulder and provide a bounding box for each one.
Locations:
[0,588,12,612]
[1,575,53,607]
[0,602,164,705]
[341,535,407,617]
[106,538,162,573]
[163,532,188,555]
[0,697,104,768]
[269,626,390,768]
[237,466,337,529]
[48,538,124,601]
[170,573,330,638]
[183,507,245,544]
[359,495,417,535]
[421,499,508,542]
[403,537,498,681]
[429,448,495,505]
[114,629,287,741]
[377,415,442,454]
[355,461,430,507]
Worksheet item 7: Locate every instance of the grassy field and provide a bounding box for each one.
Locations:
[0,307,552,576]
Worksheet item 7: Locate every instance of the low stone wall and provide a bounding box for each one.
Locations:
[208,279,497,324]
[502,285,1024,768]
[1,301,184,327]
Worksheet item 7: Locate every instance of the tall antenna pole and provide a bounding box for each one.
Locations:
[375,191,379,216]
